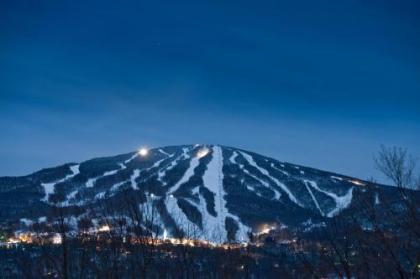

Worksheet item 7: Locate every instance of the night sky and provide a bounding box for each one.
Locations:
[1,0,419,182]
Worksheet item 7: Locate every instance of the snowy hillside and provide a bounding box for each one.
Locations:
[0,145,404,243]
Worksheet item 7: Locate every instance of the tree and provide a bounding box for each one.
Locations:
[374,145,417,189]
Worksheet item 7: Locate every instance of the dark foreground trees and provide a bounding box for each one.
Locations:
[297,145,420,278]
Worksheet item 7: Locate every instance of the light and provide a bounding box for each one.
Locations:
[52,234,62,244]
[18,233,32,243]
[349,180,366,186]
[256,224,276,235]
[7,237,20,244]
[138,147,149,157]
[98,225,111,232]
[196,148,209,158]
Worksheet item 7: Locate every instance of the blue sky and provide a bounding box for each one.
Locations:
[1,0,419,182]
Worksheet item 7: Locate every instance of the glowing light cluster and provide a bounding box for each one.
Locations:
[196,148,210,158]
[52,233,62,244]
[98,225,111,232]
[7,237,20,244]
[138,147,149,157]
[349,180,366,186]
[256,224,276,236]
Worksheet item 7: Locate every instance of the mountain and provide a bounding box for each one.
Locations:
[0,144,416,243]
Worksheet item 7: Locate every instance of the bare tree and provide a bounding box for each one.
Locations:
[415,174,420,191]
[374,145,417,189]
[374,145,420,236]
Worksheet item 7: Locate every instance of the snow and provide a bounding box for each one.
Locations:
[158,147,190,185]
[375,193,380,205]
[271,163,289,176]
[167,153,200,195]
[158,148,174,158]
[230,151,279,199]
[103,169,119,176]
[164,148,202,237]
[130,157,168,190]
[61,190,78,206]
[102,156,166,196]
[302,218,326,232]
[151,158,166,169]
[165,195,201,238]
[86,162,127,188]
[239,151,300,205]
[62,160,133,205]
[200,146,227,242]
[158,148,173,157]
[124,153,138,164]
[304,181,324,216]
[130,170,141,190]
[229,152,238,164]
[20,218,33,226]
[118,163,126,170]
[41,182,56,201]
[110,181,126,192]
[41,164,80,202]
[141,195,165,236]
[77,156,169,205]
[161,145,249,242]
[94,192,106,200]
[304,180,354,217]
[331,176,343,181]
[86,178,97,188]
[232,153,267,188]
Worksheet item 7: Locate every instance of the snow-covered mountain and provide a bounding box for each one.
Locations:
[0,145,409,243]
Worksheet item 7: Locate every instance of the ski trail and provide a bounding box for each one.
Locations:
[165,196,201,239]
[239,151,294,202]
[124,153,138,164]
[86,161,130,188]
[130,170,141,190]
[158,147,191,185]
[167,153,199,195]
[200,148,250,242]
[230,151,275,198]
[331,176,343,181]
[110,181,126,192]
[303,181,324,216]
[229,151,238,164]
[304,180,353,217]
[271,163,289,176]
[141,194,165,237]
[158,149,173,157]
[129,157,167,189]
[201,146,227,242]
[64,158,137,206]
[164,148,202,237]
[41,164,80,202]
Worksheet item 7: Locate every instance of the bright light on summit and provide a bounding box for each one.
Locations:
[197,148,209,158]
[138,147,149,157]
